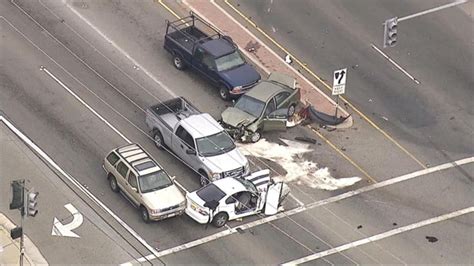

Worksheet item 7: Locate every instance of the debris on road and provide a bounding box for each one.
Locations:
[238,138,362,190]
[294,136,317,144]
[426,236,438,243]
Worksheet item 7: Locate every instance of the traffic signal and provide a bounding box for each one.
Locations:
[9,180,24,210]
[10,226,22,240]
[26,191,39,217]
[383,17,398,48]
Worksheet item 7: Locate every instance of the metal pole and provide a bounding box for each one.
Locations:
[335,95,339,118]
[20,185,25,266]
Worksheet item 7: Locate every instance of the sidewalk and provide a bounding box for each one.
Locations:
[0,213,48,266]
[180,0,352,126]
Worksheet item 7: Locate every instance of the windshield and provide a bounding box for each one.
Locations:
[215,51,245,72]
[234,95,265,118]
[236,178,258,194]
[138,170,173,193]
[196,183,226,203]
[196,131,236,157]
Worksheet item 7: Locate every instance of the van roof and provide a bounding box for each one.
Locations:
[116,144,162,175]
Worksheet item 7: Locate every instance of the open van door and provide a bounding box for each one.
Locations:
[264,182,284,215]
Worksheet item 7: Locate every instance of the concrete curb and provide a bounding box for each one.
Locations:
[179,0,353,128]
[0,213,48,265]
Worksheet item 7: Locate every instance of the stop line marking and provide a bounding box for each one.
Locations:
[123,156,474,264]
[5,2,473,264]
[282,206,474,265]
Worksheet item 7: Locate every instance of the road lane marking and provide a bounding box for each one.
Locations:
[39,66,193,195]
[52,203,83,238]
[222,0,427,169]
[6,4,317,263]
[207,0,344,113]
[122,156,474,263]
[282,206,474,265]
[0,115,159,264]
[39,66,132,143]
[60,0,177,98]
[398,0,468,22]
[370,44,420,84]
[58,0,309,210]
[310,127,376,183]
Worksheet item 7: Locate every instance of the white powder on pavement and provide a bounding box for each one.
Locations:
[238,139,361,190]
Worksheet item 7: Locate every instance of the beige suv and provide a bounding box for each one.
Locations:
[103,143,186,223]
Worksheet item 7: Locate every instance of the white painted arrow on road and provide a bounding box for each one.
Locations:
[52,203,83,238]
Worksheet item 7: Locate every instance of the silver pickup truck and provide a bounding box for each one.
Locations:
[145,97,249,186]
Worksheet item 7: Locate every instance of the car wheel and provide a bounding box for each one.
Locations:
[212,212,229,228]
[173,54,186,70]
[141,206,150,223]
[250,130,262,143]
[199,171,210,187]
[109,175,119,193]
[287,104,296,117]
[153,130,164,150]
[219,85,231,101]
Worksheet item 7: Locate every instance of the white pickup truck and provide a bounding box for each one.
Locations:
[145,97,249,186]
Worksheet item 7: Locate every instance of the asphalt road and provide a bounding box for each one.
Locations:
[0,0,472,264]
[228,0,474,165]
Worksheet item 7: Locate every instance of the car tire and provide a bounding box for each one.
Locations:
[199,170,210,187]
[212,212,229,228]
[141,206,150,224]
[250,130,262,143]
[219,85,231,101]
[109,175,119,193]
[153,130,164,150]
[173,54,186,70]
[287,104,296,118]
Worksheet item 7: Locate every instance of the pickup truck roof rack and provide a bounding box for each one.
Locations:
[165,11,234,47]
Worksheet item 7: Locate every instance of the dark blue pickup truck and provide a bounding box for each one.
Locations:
[164,13,261,100]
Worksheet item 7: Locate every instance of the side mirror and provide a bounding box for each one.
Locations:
[131,187,138,193]
[232,99,236,106]
[170,176,176,181]
[186,149,196,155]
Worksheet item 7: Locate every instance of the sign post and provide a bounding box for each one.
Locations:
[332,68,347,118]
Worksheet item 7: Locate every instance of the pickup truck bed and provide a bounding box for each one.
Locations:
[148,97,200,131]
[166,26,208,52]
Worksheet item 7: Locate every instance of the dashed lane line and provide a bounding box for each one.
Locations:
[121,156,474,264]
[222,0,427,169]
[282,206,474,265]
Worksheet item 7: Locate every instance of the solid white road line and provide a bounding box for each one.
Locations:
[40,66,132,144]
[39,66,192,195]
[123,156,474,263]
[0,115,158,263]
[282,206,474,265]
[371,43,420,85]
[398,0,468,22]
[62,0,177,98]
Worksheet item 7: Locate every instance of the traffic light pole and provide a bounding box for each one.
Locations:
[20,204,25,266]
[18,183,26,266]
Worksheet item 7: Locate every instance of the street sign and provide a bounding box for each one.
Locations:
[332,68,347,95]
[52,203,83,238]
